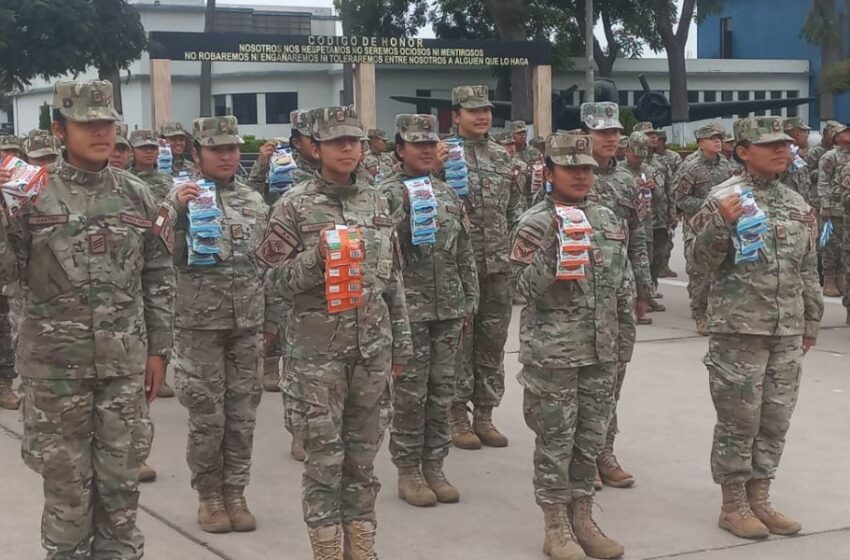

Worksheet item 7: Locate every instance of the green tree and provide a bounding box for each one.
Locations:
[333,0,428,36]
[801,0,842,119]
[39,103,51,131]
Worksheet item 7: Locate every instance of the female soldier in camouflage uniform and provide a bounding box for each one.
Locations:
[690,116,823,540]
[380,114,479,508]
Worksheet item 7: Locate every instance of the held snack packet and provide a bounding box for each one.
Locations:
[324,225,365,314]
[0,155,48,216]
[268,145,298,194]
[187,180,223,266]
[554,204,593,280]
[157,140,173,175]
[732,187,768,264]
[444,138,469,197]
[403,176,439,245]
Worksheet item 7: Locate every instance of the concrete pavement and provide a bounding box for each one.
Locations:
[1,252,849,559]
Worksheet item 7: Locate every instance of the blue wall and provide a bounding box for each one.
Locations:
[698,0,849,126]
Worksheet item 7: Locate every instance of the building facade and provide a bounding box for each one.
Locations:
[698,0,850,127]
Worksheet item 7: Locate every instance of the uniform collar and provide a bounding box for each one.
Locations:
[698,150,721,165]
[56,158,113,189]
[547,193,591,210]
[744,172,780,190]
[311,171,359,198]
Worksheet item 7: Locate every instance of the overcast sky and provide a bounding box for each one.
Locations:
[220,0,700,59]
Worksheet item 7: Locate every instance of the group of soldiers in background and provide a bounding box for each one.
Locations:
[0,76,836,560]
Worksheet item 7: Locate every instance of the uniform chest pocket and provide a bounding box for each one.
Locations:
[28,223,88,302]
[105,218,147,289]
[593,229,628,289]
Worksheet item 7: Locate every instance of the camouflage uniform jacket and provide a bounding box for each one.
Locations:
[780,166,818,210]
[587,158,652,299]
[516,144,542,166]
[377,152,397,177]
[674,151,733,227]
[512,155,531,211]
[817,146,850,217]
[380,171,479,322]
[689,174,823,339]
[2,160,174,379]
[661,149,682,181]
[132,168,174,204]
[624,161,668,230]
[171,154,194,176]
[511,197,635,370]
[246,157,269,195]
[260,174,413,364]
[172,178,277,332]
[806,144,828,187]
[293,155,320,185]
[451,136,523,276]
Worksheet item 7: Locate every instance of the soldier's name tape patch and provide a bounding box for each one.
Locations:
[28,214,69,226]
[300,221,335,234]
[373,215,394,228]
[789,211,815,223]
[242,208,263,219]
[119,213,152,229]
[603,229,626,241]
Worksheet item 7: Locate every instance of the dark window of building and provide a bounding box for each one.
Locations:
[265,92,298,124]
[753,91,766,116]
[213,95,228,117]
[787,90,799,117]
[617,91,628,106]
[720,90,733,118]
[769,90,783,116]
[688,90,699,103]
[579,90,586,103]
[737,91,750,118]
[232,93,257,125]
[720,17,733,59]
[704,90,717,102]
[214,9,311,35]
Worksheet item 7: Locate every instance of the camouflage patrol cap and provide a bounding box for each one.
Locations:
[694,122,726,140]
[657,129,668,140]
[395,114,440,143]
[734,116,794,145]
[312,106,366,141]
[510,121,528,133]
[783,116,812,132]
[580,102,624,130]
[634,121,661,134]
[723,134,735,142]
[824,120,844,135]
[529,135,546,151]
[452,85,495,109]
[546,134,598,168]
[495,132,515,146]
[24,133,61,159]
[129,129,160,148]
[618,135,628,149]
[115,123,130,149]
[0,135,21,150]
[368,128,389,140]
[290,110,314,136]
[53,80,120,122]
[159,122,188,138]
[193,115,244,146]
[627,131,650,157]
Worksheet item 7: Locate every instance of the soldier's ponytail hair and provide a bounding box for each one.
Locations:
[52,110,66,128]
[394,133,405,161]
[733,140,750,166]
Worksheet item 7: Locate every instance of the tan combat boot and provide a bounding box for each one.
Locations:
[0,378,19,410]
[648,299,666,312]
[138,463,157,483]
[450,404,481,450]
[262,357,281,392]
[223,484,257,532]
[823,275,841,297]
[157,379,175,398]
[197,487,232,533]
[397,465,437,507]
[542,504,586,560]
[343,519,378,560]
[718,482,769,539]
[570,496,624,559]
[291,432,306,462]
[308,525,343,560]
[422,461,460,503]
[746,478,801,535]
[597,451,635,489]
[473,406,508,447]
[696,317,709,336]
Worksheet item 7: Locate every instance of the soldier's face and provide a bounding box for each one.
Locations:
[371,137,387,152]
[195,144,240,181]
[398,140,438,175]
[454,107,492,138]
[513,131,527,147]
[315,136,361,177]
[28,154,58,167]
[109,145,130,168]
[738,141,789,176]
[589,128,620,159]
[721,141,734,156]
[699,136,723,157]
[835,130,850,148]
[167,135,187,156]
[292,135,317,161]
[646,132,659,148]
[133,145,158,170]
[546,164,594,202]
[57,119,116,169]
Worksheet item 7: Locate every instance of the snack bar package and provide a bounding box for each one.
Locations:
[324,225,365,314]
[268,145,298,194]
[444,138,469,197]
[733,187,768,265]
[187,179,223,266]
[1,155,48,216]
[554,204,592,280]
[403,176,438,246]
[158,140,173,175]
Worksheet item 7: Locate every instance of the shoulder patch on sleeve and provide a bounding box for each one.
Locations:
[255,221,303,268]
[510,227,542,264]
[677,175,694,194]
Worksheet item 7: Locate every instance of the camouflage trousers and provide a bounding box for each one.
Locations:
[520,362,617,505]
[822,216,844,280]
[704,334,803,484]
[283,349,393,529]
[390,318,463,467]
[603,362,628,453]
[683,235,709,320]
[0,295,14,380]
[644,223,654,286]
[842,216,850,307]
[651,228,672,284]
[21,375,152,560]
[173,327,263,491]
[455,272,513,408]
